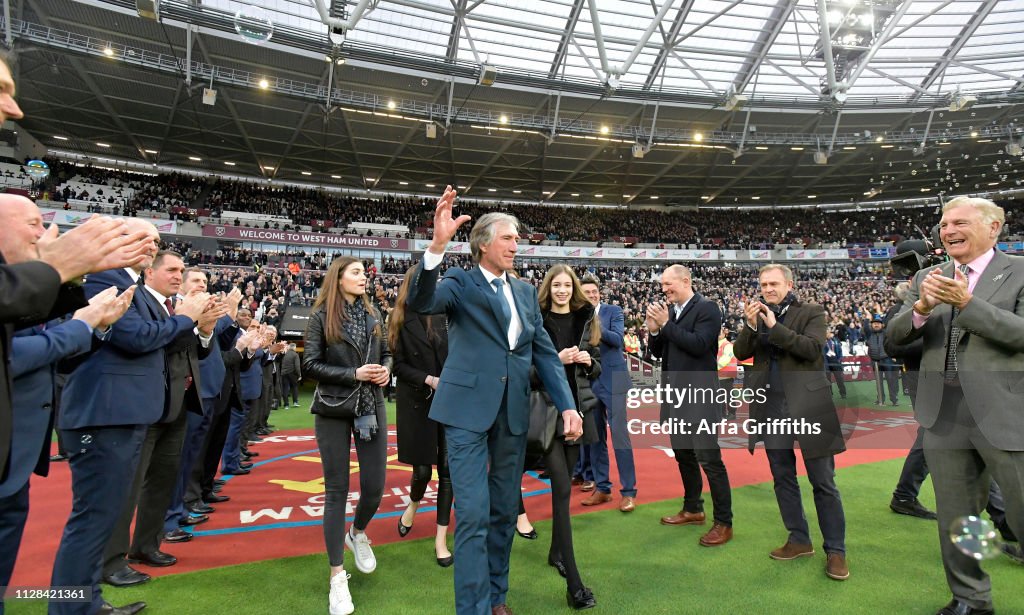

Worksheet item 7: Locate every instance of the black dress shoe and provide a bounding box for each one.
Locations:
[103,565,151,587]
[242,450,259,458]
[223,468,250,476]
[548,557,567,579]
[163,529,193,543]
[239,462,254,470]
[213,478,227,487]
[205,494,230,504]
[188,503,215,515]
[567,587,596,610]
[179,514,209,526]
[211,484,223,494]
[49,453,68,462]
[127,550,177,567]
[98,600,147,615]
[936,599,995,615]
[516,528,537,540]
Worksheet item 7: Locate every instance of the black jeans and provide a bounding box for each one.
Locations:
[674,444,733,526]
[315,408,387,567]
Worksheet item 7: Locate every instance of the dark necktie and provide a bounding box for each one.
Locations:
[944,263,971,383]
[491,278,511,326]
[166,297,194,390]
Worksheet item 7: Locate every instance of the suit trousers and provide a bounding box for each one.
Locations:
[872,360,899,403]
[894,425,929,501]
[0,481,30,609]
[50,425,147,615]
[587,391,637,497]
[923,384,1024,610]
[445,395,526,615]
[165,398,217,533]
[193,397,233,503]
[103,407,189,574]
[222,400,253,473]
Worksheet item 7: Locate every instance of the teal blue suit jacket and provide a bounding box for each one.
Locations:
[406,262,574,435]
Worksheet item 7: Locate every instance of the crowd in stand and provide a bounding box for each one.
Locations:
[35,158,1022,248]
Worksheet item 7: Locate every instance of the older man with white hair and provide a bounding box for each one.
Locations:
[888,196,1024,615]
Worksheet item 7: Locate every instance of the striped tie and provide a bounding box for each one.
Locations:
[943,263,971,383]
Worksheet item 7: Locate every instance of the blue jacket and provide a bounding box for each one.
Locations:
[59,269,196,430]
[198,315,235,401]
[591,302,628,401]
[823,337,844,365]
[0,320,93,497]
[406,263,573,435]
[240,346,266,401]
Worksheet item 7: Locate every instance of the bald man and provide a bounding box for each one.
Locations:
[51,222,211,615]
[0,55,151,481]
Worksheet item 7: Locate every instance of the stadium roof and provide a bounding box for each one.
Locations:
[7,0,1024,207]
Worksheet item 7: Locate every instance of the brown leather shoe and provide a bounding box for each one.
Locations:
[581,491,613,506]
[769,541,814,560]
[660,510,706,526]
[580,481,596,492]
[619,496,636,513]
[825,552,849,580]
[491,605,514,615]
[699,522,733,546]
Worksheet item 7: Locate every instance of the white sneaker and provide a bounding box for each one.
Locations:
[293,402,300,407]
[329,572,354,615]
[345,529,377,574]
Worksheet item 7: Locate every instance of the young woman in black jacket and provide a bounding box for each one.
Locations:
[388,266,454,567]
[303,256,392,615]
[522,264,602,609]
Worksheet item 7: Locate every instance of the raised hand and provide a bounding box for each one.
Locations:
[198,299,229,335]
[72,285,136,329]
[225,287,243,321]
[36,217,153,282]
[428,185,471,254]
[176,292,210,322]
[743,301,762,330]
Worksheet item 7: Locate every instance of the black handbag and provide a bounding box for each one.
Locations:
[311,384,362,418]
[526,390,560,457]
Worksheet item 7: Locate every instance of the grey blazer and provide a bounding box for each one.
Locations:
[887,250,1024,451]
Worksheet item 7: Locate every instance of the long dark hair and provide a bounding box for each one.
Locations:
[387,264,439,353]
[538,264,601,347]
[311,256,380,344]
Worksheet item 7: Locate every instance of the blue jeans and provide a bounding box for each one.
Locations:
[221,399,254,472]
[587,392,637,496]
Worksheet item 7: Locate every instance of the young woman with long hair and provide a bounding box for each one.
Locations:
[524,264,602,609]
[388,265,454,567]
[303,256,392,615]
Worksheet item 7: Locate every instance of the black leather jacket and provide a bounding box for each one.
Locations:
[302,307,393,415]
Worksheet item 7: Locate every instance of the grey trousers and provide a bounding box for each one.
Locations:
[923,384,1024,610]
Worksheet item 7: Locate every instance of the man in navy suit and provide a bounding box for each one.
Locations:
[163,272,247,540]
[0,202,135,614]
[579,275,637,512]
[101,253,224,584]
[50,225,212,615]
[223,313,267,475]
[407,186,581,615]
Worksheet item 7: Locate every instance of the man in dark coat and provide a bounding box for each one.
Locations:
[734,264,848,582]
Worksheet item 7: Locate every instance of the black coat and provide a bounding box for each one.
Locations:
[303,306,393,418]
[0,258,87,480]
[393,313,448,465]
[649,293,723,426]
